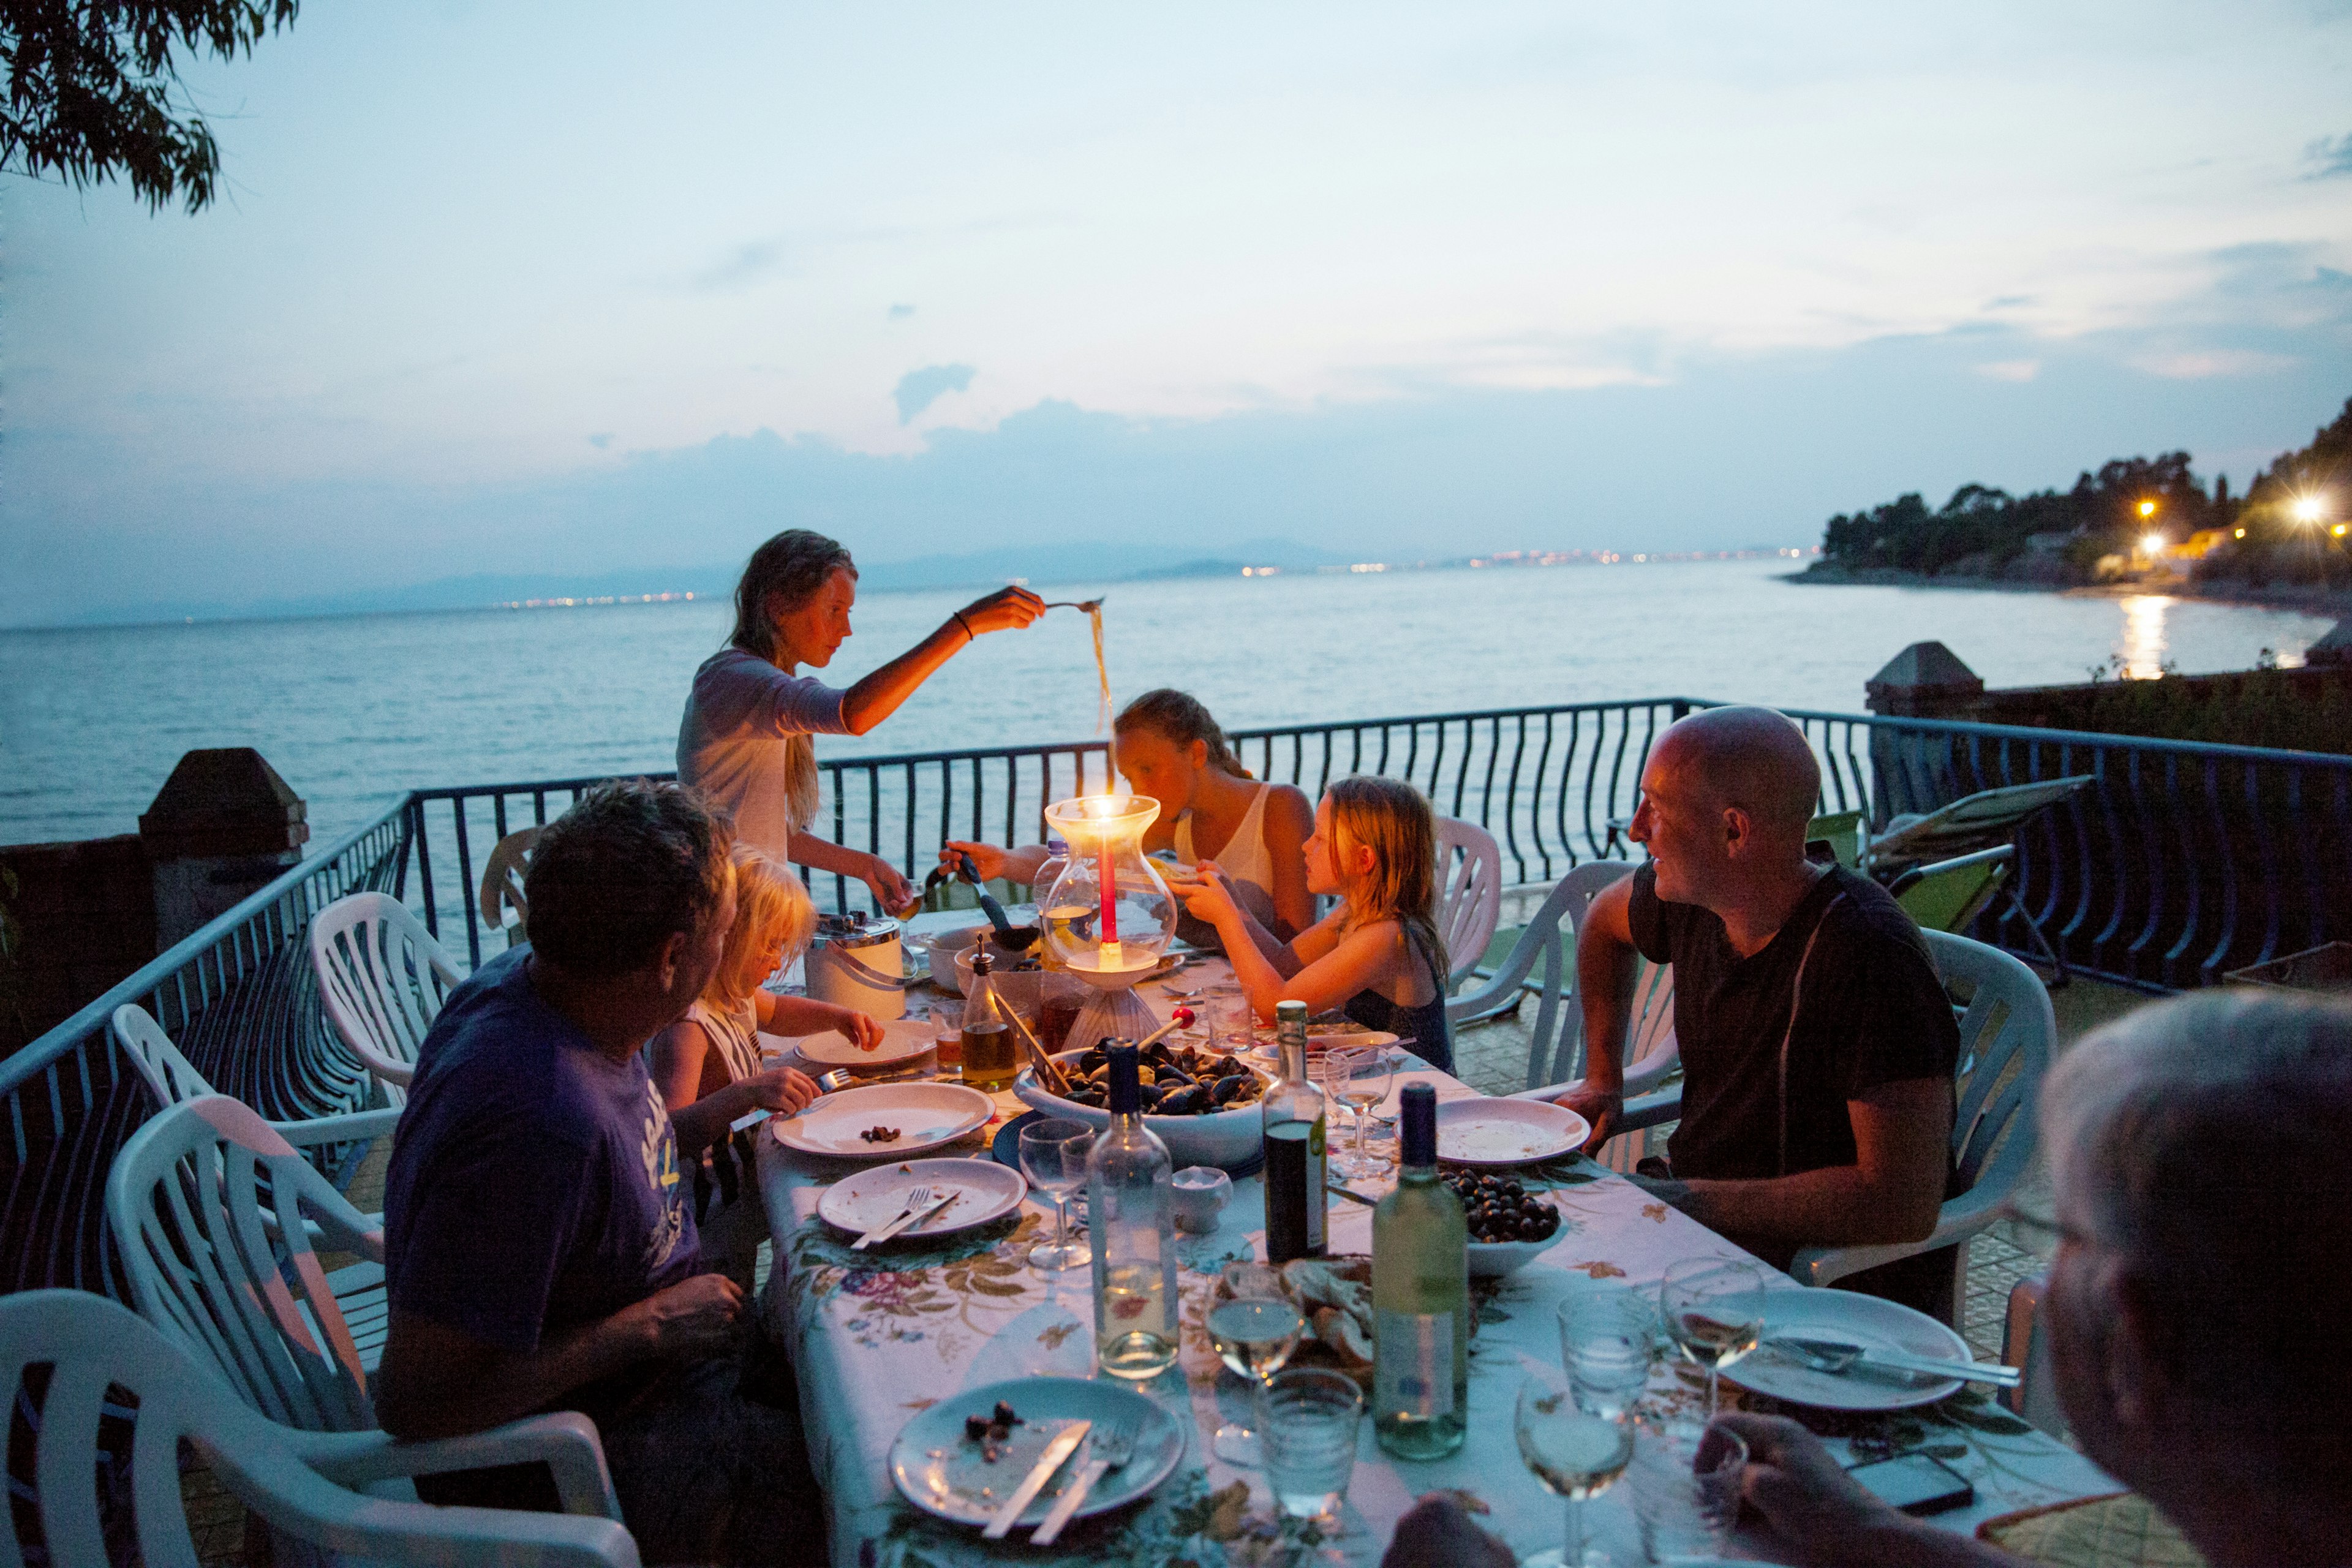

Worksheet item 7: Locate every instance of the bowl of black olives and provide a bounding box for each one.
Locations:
[1012,1039,1271,1172]
[1440,1169,1566,1278]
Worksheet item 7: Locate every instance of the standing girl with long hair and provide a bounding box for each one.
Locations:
[1170,774,1452,1072]
[679,529,1043,911]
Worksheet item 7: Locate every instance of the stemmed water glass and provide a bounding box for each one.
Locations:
[1017,1118,1093,1271]
[1516,1361,1636,1568]
[1207,1262,1307,1464]
[1659,1258,1767,1417]
[1321,1049,1398,1178]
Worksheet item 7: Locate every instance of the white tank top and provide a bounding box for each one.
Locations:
[1174,783,1280,928]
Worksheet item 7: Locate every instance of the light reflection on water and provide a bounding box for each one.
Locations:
[1,558,2336,848]
[2119,595,2173,679]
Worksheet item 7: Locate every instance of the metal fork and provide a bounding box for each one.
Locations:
[851,1185,932,1251]
[1030,1415,1138,1545]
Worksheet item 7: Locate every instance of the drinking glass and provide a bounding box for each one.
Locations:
[1208,1263,1308,1465]
[1017,1118,1093,1271]
[1255,1368,1363,1525]
[1321,1049,1398,1177]
[1516,1362,1635,1568]
[1627,1422,1747,1562]
[1558,1284,1656,1419]
[1204,984,1253,1052]
[1659,1259,1767,1417]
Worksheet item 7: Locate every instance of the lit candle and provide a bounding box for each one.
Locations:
[1096,794,1120,965]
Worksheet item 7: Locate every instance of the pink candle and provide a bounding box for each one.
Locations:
[1098,840,1118,946]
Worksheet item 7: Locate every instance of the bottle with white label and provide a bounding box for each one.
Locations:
[1372,1081,1468,1458]
[1262,1000,1327,1264]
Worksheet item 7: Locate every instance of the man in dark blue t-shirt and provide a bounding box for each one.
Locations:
[1555,707,1959,1312]
[379,780,818,1566]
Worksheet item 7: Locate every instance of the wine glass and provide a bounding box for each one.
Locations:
[1321,1049,1397,1178]
[1517,1362,1636,1568]
[1017,1118,1093,1271]
[1659,1258,1767,1417]
[1208,1262,1306,1465]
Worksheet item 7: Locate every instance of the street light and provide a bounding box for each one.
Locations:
[2291,494,2328,526]
[2141,532,2166,557]
[2137,499,2158,520]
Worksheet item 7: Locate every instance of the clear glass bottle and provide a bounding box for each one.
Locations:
[1262,999,1328,1264]
[1088,1043,1180,1379]
[960,949,1017,1091]
[1373,1082,1468,1458]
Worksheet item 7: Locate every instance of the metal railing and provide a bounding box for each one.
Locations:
[0,805,409,1299]
[7,694,2348,1303]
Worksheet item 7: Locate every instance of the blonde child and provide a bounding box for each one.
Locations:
[1170,774,1452,1072]
[650,846,884,1277]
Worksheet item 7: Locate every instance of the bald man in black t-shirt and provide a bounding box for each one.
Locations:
[1555,707,1958,1310]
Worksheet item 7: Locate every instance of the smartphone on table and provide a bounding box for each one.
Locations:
[1846,1452,1975,1516]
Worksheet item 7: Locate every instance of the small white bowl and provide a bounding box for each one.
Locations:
[1466,1233,1562,1279]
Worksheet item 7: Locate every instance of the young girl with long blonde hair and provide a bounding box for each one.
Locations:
[1170,774,1452,1072]
[650,846,884,1277]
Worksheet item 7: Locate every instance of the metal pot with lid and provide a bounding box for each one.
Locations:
[804,913,908,1020]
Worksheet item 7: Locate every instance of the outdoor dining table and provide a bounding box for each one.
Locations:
[757,914,2117,1568]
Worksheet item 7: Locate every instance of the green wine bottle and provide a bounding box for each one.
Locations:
[1372,1081,1467,1458]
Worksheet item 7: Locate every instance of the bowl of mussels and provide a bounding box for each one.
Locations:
[1440,1168,1567,1278]
[1012,1038,1272,1172]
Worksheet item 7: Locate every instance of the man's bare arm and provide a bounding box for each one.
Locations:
[1660,1077,1951,1246]
[1556,876,1638,1149]
[375,1274,745,1441]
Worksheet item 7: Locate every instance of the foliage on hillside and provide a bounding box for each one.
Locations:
[2056,673,2352,756]
[1815,395,2351,588]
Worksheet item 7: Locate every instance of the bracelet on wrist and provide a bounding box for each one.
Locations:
[951,611,976,643]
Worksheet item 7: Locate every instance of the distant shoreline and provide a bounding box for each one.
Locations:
[1784,564,2351,620]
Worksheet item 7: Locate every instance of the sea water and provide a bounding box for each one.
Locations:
[1,558,2334,848]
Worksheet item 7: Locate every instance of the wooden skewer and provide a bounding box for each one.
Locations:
[1004,1006,1069,1096]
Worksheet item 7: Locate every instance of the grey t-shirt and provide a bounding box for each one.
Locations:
[676,647,853,862]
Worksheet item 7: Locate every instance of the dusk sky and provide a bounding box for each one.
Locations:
[7,0,2351,625]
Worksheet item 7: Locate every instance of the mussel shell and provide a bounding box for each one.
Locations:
[1155,1085,1206,1115]
[1212,1074,1248,1105]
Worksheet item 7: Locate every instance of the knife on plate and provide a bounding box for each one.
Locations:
[851,1190,958,1251]
[981,1419,1091,1539]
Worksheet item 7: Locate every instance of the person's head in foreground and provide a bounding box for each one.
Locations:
[701,845,815,1009]
[1715,987,2352,1568]
[1314,774,1447,974]
[1112,688,1254,808]
[1629,704,1819,907]
[524,777,737,1020]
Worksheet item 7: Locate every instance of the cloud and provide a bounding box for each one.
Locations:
[888,303,917,321]
[2131,350,2297,379]
[892,364,976,424]
[2304,132,2352,179]
[688,239,789,293]
[1974,360,2040,382]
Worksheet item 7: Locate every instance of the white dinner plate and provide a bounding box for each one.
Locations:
[796,1016,940,1071]
[1434,1096,1591,1167]
[815,1157,1028,1240]
[769,1082,995,1159]
[889,1376,1185,1530]
[1721,1289,1971,1411]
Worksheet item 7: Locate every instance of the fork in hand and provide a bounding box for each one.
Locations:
[1031,1415,1138,1545]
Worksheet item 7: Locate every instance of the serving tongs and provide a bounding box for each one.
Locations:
[951,852,1039,952]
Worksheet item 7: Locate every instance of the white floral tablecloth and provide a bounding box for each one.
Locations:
[757,946,2115,1568]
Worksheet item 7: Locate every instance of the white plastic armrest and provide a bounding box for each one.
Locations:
[290,1411,624,1521]
[1616,1087,1681,1131]
[1789,1191,2007,1286]
[271,1106,402,1149]
[1620,1041,1681,1098]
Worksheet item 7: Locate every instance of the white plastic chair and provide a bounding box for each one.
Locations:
[1433,816,1504,990]
[111,1005,398,1366]
[107,1095,631,1525]
[1787,930,2055,1315]
[311,891,464,1096]
[479,825,541,948]
[0,1288,636,1568]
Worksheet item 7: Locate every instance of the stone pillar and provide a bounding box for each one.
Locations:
[139,749,311,951]
[1864,642,1986,718]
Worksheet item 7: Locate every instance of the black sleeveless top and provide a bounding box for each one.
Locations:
[1343,933,1452,1075]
